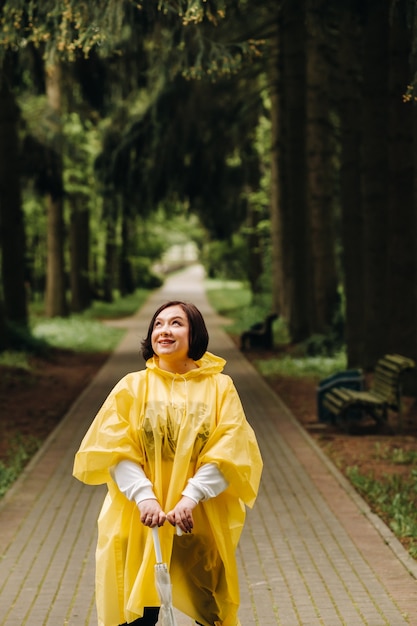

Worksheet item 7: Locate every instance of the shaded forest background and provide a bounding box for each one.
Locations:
[1,0,417,371]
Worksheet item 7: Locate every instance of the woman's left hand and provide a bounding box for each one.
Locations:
[139,499,166,527]
[166,496,197,534]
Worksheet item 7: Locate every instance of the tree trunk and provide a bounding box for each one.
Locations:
[305,2,339,334]
[361,0,390,368]
[280,0,309,342]
[0,58,28,327]
[246,204,264,296]
[386,0,417,361]
[70,197,91,312]
[268,24,284,317]
[0,297,8,350]
[45,62,67,317]
[102,198,118,302]
[119,200,135,296]
[337,4,365,367]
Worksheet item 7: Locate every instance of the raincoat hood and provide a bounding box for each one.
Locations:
[146,350,226,378]
[73,350,262,626]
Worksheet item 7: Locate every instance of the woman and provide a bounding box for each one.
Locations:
[73,300,263,626]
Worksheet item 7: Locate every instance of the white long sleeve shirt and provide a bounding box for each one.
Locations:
[112,459,229,506]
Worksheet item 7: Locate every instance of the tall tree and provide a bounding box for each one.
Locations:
[305,2,339,334]
[268,25,284,317]
[64,108,101,313]
[69,196,91,312]
[0,54,28,327]
[44,61,67,317]
[279,0,310,341]
[386,0,417,358]
[360,0,390,368]
[337,2,365,366]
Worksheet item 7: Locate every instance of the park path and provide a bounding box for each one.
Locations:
[0,264,417,625]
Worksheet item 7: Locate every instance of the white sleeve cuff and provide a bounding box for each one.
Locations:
[111,459,157,505]
[182,463,229,504]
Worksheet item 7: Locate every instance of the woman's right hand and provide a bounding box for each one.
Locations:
[138,499,166,527]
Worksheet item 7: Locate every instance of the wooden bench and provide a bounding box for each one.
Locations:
[317,368,364,423]
[240,313,278,350]
[322,353,415,430]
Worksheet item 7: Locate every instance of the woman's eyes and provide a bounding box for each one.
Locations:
[154,319,182,328]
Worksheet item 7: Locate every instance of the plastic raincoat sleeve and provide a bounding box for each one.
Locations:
[73,374,144,485]
[199,375,263,508]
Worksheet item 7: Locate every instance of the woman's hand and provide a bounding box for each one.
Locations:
[139,499,166,527]
[166,496,197,534]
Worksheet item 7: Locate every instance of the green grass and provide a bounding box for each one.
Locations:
[0,289,151,367]
[28,288,150,321]
[30,289,150,352]
[347,465,417,558]
[205,279,252,314]
[77,288,150,320]
[254,352,347,380]
[373,443,417,465]
[0,351,31,369]
[32,317,125,352]
[0,435,42,498]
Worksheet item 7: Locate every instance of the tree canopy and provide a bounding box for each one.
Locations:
[1,0,417,371]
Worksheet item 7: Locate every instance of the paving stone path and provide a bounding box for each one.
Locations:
[1,265,416,625]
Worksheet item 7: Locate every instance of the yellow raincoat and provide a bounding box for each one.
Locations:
[73,351,263,626]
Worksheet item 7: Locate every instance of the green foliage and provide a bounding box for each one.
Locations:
[346,466,417,559]
[205,278,252,316]
[302,332,342,358]
[0,351,30,369]
[77,288,151,320]
[0,1,133,59]
[373,443,417,466]
[0,435,41,499]
[22,192,47,297]
[201,235,249,281]
[4,321,49,354]
[63,112,101,198]
[129,258,164,289]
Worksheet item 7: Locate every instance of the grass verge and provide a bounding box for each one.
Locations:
[0,435,41,498]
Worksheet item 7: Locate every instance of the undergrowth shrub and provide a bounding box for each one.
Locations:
[347,466,417,558]
[0,435,41,498]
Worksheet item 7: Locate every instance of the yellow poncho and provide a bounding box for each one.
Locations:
[73,351,263,626]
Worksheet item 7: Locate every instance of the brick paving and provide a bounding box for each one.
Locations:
[0,265,417,625]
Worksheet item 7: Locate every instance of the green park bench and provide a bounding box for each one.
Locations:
[321,353,415,430]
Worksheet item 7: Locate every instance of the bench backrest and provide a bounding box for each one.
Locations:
[371,354,415,408]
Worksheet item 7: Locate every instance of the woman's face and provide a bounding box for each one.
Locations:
[151,305,190,362]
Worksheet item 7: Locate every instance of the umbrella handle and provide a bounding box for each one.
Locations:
[152,526,163,563]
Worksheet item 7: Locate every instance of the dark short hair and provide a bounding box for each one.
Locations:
[141,300,209,361]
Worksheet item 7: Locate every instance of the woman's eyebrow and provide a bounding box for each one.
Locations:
[155,315,186,323]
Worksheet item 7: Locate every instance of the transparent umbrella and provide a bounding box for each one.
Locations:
[152,527,178,626]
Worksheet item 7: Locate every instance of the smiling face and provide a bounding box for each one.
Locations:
[151,304,191,369]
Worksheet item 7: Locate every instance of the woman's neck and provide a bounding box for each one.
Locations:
[157,356,198,374]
